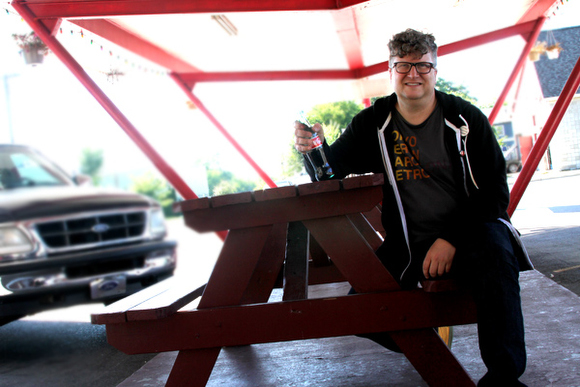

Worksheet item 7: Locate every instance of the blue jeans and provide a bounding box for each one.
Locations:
[374,221,527,385]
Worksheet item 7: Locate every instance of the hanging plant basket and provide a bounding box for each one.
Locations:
[529,41,546,62]
[22,48,45,65]
[546,43,563,60]
[12,32,50,66]
[528,51,541,62]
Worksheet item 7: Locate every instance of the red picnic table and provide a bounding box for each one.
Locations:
[92,174,478,386]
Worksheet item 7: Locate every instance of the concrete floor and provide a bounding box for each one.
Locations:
[118,269,580,387]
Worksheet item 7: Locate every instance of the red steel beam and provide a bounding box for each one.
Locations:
[518,0,557,23]
[170,73,278,189]
[175,20,542,84]
[437,19,538,57]
[332,7,364,70]
[177,69,355,86]
[25,0,369,19]
[508,54,580,217]
[11,1,199,202]
[70,19,200,73]
[488,17,545,125]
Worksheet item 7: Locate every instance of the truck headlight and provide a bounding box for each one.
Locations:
[149,208,167,237]
[0,226,34,257]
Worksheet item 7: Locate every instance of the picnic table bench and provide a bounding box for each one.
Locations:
[92,174,478,386]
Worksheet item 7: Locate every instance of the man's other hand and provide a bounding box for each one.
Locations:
[422,238,456,279]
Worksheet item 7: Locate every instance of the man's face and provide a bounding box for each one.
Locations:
[389,52,437,105]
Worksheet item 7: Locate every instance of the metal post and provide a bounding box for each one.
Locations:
[488,17,545,125]
[508,54,580,216]
[170,73,277,188]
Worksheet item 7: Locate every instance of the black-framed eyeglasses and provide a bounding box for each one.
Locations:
[391,62,435,74]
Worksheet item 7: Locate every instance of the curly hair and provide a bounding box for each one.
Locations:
[388,29,438,66]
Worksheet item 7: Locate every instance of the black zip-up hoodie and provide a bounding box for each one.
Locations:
[305,90,532,272]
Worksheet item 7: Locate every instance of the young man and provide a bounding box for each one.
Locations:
[294,29,532,387]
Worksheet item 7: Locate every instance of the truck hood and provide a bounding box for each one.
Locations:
[0,186,157,223]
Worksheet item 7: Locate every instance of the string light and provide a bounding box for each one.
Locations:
[3,5,168,77]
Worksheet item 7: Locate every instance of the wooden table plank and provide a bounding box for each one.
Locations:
[126,282,206,321]
[105,289,477,355]
[91,278,175,324]
[182,177,383,232]
[303,215,400,293]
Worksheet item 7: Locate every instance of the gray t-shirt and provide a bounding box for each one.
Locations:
[391,105,458,245]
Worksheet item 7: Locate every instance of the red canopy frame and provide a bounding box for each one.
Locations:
[10,0,577,219]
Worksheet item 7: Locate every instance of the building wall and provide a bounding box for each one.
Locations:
[549,97,580,171]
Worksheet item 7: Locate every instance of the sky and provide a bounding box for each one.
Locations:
[1,2,579,193]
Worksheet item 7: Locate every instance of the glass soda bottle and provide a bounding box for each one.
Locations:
[297,113,334,181]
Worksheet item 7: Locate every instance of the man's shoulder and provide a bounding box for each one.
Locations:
[435,90,485,123]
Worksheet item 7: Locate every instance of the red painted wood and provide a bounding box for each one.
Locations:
[297,179,341,195]
[308,235,330,267]
[303,215,400,293]
[308,263,345,285]
[174,197,210,213]
[126,283,206,321]
[390,329,476,386]
[362,205,385,237]
[104,290,477,354]
[199,225,273,308]
[166,348,220,387]
[91,278,175,324]
[347,212,383,250]
[239,223,287,304]
[341,174,384,190]
[182,184,383,232]
[254,186,297,201]
[209,191,253,208]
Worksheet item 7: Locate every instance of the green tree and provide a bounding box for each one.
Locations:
[306,100,363,143]
[80,148,103,186]
[131,172,176,217]
[435,78,478,106]
[281,101,363,179]
[206,168,260,196]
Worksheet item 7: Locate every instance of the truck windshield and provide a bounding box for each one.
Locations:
[0,148,69,190]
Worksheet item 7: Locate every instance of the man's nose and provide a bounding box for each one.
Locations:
[407,65,420,76]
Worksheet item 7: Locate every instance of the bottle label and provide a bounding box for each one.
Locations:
[311,135,322,149]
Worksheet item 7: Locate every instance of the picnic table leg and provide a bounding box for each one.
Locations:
[390,329,476,387]
[166,225,275,386]
[166,348,221,387]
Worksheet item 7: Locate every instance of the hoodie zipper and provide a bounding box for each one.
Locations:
[444,115,479,193]
[377,113,412,283]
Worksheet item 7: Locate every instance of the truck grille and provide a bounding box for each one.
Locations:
[36,212,147,250]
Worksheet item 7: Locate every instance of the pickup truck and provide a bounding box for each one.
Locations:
[0,144,177,325]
